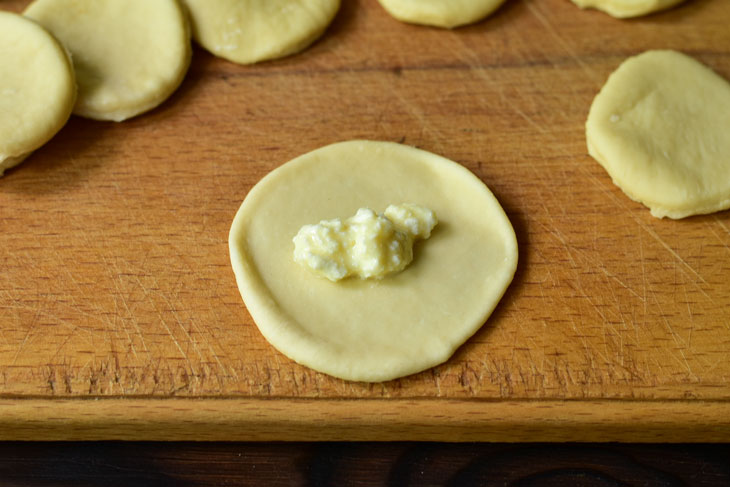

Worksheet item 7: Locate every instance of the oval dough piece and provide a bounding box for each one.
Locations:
[570,0,686,18]
[376,0,506,28]
[229,141,518,382]
[0,12,75,176]
[24,0,191,122]
[586,50,730,219]
[182,0,341,65]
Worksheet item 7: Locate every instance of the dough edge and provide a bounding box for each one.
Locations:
[570,0,686,18]
[0,153,30,177]
[0,11,76,174]
[183,0,341,65]
[376,0,507,28]
[586,50,730,219]
[229,140,519,382]
[23,0,191,122]
[587,137,730,219]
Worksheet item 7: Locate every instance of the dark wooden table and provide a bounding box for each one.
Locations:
[1,443,728,485]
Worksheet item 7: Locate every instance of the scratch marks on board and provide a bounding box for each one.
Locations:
[713,214,730,236]
[524,0,602,87]
[376,75,448,152]
[449,33,549,136]
[640,223,709,289]
[708,216,730,255]
[580,166,711,295]
[11,306,42,366]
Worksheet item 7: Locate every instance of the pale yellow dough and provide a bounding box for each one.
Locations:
[25,0,191,122]
[586,50,730,219]
[0,12,75,176]
[570,0,686,18]
[182,0,341,65]
[376,0,506,28]
[229,141,518,382]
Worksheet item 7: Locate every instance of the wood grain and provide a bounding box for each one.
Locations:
[1,398,730,441]
[1,0,729,440]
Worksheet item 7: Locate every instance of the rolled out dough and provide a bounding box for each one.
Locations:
[0,11,75,176]
[586,50,730,219]
[24,0,191,122]
[229,140,518,382]
[570,0,686,18]
[182,0,341,65]
[376,0,506,28]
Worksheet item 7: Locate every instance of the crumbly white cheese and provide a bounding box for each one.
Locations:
[293,204,437,281]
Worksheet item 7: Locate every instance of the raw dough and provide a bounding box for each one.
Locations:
[229,140,518,382]
[376,0,506,28]
[0,12,75,176]
[570,0,686,18]
[182,0,341,65]
[586,50,730,219]
[24,0,191,122]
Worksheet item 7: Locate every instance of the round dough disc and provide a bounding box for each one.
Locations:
[24,0,191,122]
[229,141,518,382]
[376,0,506,28]
[586,50,730,219]
[0,12,75,176]
[570,0,686,18]
[182,0,341,65]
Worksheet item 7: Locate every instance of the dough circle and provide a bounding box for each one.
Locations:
[569,0,686,18]
[24,0,191,122]
[0,12,75,176]
[586,50,730,219]
[376,0,506,28]
[229,140,518,382]
[182,0,341,65]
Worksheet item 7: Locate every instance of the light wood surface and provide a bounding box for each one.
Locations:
[2,399,730,442]
[1,0,729,441]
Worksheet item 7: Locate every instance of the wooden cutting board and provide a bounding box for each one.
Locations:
[2,0,729,441]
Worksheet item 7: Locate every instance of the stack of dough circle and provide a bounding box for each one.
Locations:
[376,0,506,28]
[569,0,686,18]
[586,50,730,219]
[229,141,518,382]
[24,0,191,122]
[182,0,341,65]
[0,12,75,176]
